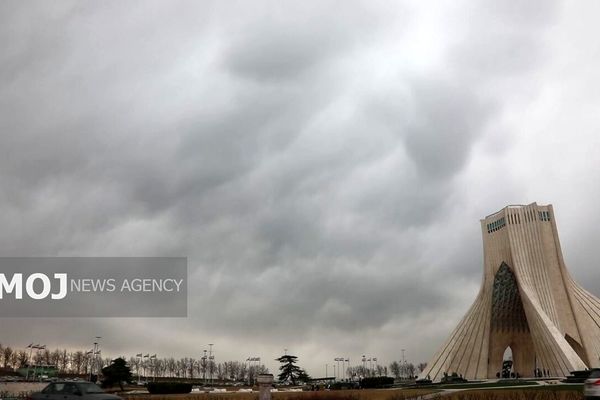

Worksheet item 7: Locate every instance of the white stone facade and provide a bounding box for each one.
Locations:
[420,203,600,381]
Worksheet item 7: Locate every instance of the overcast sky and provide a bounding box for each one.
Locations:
[1,0,600,376]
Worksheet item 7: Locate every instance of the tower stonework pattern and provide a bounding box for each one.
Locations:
[420,203,600,380]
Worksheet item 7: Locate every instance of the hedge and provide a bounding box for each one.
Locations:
[360,376,394,388]
[146,382,193,394]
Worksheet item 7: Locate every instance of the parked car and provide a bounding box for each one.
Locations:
[29,381,122,400]
[584,369,600,400]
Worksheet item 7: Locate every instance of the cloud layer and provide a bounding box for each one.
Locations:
[2,0,600,374]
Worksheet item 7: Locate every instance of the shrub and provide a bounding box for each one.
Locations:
[146,382,193,394]
[360,377,394,388]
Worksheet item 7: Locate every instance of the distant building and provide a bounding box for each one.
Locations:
[420,203,600,380]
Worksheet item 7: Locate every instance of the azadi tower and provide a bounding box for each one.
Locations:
[420,203,600,380]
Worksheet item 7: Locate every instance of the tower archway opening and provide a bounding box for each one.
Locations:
[502,346,513,379]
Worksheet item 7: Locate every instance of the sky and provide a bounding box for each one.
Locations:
[1,0,600,376]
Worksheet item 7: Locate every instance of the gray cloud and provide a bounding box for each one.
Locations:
[2,0,600,375]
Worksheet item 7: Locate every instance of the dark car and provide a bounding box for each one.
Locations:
[29,381,122,400]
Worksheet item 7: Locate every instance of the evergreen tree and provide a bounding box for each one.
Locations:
[101,357,132,391]
[275,355,309,385]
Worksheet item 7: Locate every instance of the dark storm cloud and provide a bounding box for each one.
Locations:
[225,28,334,82]
[402,79,494,180]
[1,0,589,374]
[221,1,397,82]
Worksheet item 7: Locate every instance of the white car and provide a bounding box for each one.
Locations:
[584,369,600,400]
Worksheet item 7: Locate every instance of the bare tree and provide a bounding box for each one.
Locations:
[239,362,248,381]
[72,351,85,374]
[405,363,416,378]
[187,358,196,379]
[166,358,176,378]
[3,347,13,368]
[176,359,185,378]
[389,361,401,378]
[17,351,29,368]
[50,350,61,368]
[43,349,51,365]
[59,350,69,373]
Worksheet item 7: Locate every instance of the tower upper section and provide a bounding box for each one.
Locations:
[479,202,576,341]
[479,203,561,278]
[482,203,553,234]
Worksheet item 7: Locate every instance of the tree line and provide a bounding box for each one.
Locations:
[388,361,427,379]
[0,343,267,381]
[126,357,268,381]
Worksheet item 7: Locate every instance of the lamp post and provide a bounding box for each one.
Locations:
[202,350,207,385]
[361,355,366,378]
[208,344,214,385]
[37,344,46,381]
[135,354,142,383]
[345,359,350,381]
[25,344,34,381]
[31,344,45,381]
[88,337,101,382]
[143,354,149,381]
[246,357,250,385]
[150,354,157,381]
[255,357,261,376]
[247,357,260,385]
[401,349,406,379]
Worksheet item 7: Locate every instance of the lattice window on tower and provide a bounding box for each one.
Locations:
[491,263,529,332]
[538,211,551,221]
[487,217,506,233]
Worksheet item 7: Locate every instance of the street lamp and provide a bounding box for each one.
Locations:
[361,355,366,378]
[135,353,143,383]
[202,350,208,385]
[143,354,150,381]
[334,357,347,381]
[25,344,34,381]
[208,344,214,385]
[30,344,45,381]
[246,358,250,385]
[345,359,350,381]
[401,349,406,380]
[88,337,101,382]
[247,357,260,385]
[150,354,157,381]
